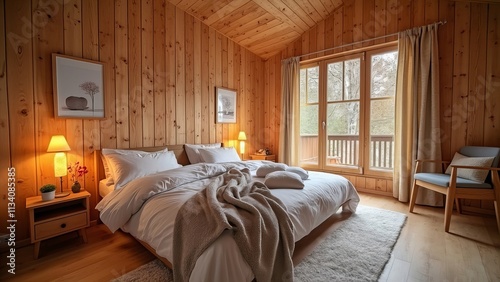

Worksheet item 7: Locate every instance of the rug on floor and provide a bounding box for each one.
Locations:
[111,205,407,282]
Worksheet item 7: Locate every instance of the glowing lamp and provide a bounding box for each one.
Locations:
[238,131,247,160]
[47,135,71,197]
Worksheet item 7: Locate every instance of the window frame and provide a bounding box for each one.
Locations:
[297,42,398,178]
[363,45,398,178]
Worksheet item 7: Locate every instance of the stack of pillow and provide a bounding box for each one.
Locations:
[256,163,309,189]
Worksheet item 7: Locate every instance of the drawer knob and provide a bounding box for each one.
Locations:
[60,223,66,228]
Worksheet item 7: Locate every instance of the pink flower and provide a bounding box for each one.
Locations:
[68,161,88,182]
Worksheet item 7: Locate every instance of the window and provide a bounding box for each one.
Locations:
[298,45,398,177]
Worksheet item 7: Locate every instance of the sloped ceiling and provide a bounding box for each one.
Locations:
[168,0,344,59]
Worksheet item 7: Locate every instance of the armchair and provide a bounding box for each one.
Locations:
[409,146,500,233]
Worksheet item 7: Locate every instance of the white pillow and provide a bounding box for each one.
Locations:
[264,171,304,189]
[104,150,181,189]
[101,148,169,186]
[185,143,222,164]
[286,166,309,180]
[198,147,241,163]
[256,163,288,177]
[445,152,494,183]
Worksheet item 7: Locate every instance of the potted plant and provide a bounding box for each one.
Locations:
[40,184,56,201]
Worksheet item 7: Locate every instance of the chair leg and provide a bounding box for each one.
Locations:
[455,198,461,214]
[444,188,457,232]
[409,180,419,213]
[494,200,500,235]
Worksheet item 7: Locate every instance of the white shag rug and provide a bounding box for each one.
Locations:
[112,205,406,282]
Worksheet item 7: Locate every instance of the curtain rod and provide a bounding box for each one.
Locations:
[286,21,446,61]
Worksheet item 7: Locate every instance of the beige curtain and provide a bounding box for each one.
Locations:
[279,57,300,165]
[393,23,443,206]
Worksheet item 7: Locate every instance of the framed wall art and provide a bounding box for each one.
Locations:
[216,87,237,123]
[52,54,105,119]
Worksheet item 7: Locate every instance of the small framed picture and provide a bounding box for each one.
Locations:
[216,87,237,123]
[52,54,105,119]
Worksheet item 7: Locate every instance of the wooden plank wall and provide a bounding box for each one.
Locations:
[264,0,500,200]
[1,0,264,241]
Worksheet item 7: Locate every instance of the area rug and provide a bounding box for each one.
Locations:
[112,205,407,282]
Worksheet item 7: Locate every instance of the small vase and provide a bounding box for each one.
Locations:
[71,181,81,193]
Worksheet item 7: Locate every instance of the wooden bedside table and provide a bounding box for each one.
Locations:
[26,190,90,259]
[250,154,276,161]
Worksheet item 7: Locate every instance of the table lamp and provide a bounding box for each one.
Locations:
[238,131,247,160]
[47,135,71,197]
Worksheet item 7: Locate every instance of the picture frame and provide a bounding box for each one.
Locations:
[216,87,237,124]
[52,54,105,119]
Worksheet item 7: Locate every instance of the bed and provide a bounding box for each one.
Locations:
[94,145,360,281]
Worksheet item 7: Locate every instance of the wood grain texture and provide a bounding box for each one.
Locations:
[64,0,84,192]
[115,0,130,148]
[32,0,65,191]
[484,4,500,147]
[141,0,155,147]
[439,0,455,162]
[451,2,470,154]
[466,3,488,146]
[0,0,9,233]
[265,0,500,213]
[6,0,37,240]
[153,0,166,147]
[99,0,117,149]
[5,0,500,242]
[128,0,143,148]
[82,0,100,222]
[4,0,265,242]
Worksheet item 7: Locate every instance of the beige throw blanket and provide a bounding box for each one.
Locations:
[173,168,295,282]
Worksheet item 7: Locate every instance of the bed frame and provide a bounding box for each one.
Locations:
[94,145,191,269]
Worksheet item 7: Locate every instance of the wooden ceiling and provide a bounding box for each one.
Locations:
[168,0,344,59]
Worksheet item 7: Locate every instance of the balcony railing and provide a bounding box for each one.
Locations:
[299,134,394,169]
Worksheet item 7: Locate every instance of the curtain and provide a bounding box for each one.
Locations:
[393,23,443,206]
[279,57,300,165]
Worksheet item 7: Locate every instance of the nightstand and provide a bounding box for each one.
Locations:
[250,154,276,161]
[26,190,90,259]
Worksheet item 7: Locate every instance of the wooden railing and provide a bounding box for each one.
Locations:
[299,134,394,169]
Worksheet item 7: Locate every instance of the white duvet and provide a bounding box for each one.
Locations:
[96,161,360,282]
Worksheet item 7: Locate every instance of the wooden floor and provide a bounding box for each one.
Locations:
[2,192,499,281]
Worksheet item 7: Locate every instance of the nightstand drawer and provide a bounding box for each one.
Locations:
[34,212,88,240]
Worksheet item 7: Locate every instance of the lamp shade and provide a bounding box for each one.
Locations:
[238,131,247,141]
[47,135,71,152]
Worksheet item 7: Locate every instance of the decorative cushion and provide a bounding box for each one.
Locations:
[104,149,181,189]
[264,171,304,189]
[285,166,309,180]
[444,152,494,183]
[198,147,241,163]
[414,173,492,189]
[256,163,288,177]
[184,143,222,164]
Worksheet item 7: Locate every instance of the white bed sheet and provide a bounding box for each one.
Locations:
[115,163,359,281]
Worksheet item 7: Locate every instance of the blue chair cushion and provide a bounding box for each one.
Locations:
[414,173,492,189]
